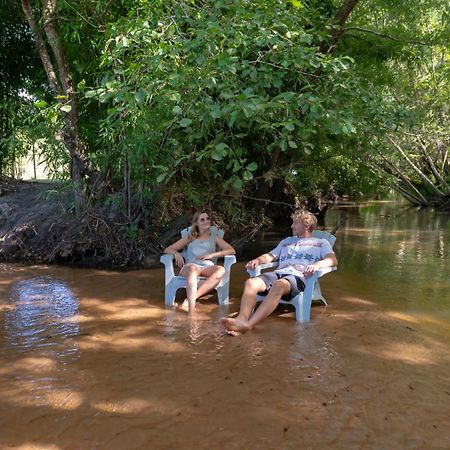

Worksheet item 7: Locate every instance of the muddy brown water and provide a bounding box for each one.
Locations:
[1,201,449,449]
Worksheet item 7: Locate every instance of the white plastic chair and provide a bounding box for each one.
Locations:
[246,230,337,322]
[160,226,236,306]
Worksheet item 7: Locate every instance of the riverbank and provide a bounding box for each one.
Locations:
[0,179,263,268]
[1,262,449,449]
[0,179,163,267]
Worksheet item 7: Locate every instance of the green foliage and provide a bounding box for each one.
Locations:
[88,0,385,204]
[3,0,448,218]
[339,0,450,206]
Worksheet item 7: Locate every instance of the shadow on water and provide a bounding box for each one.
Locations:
[0,200,449,448]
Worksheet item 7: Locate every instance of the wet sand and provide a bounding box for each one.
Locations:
[1,263,450,449]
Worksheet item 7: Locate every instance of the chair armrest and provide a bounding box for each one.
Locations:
[223,255,237,272]
[160,254,175,280]
[160,253,175,265]
[314,266,337,278]
[247,264,336,279]
[302,266,337,300]
[304,266,337,284]
[247,261,279,278]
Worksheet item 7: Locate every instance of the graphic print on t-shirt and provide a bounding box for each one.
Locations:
[269,237,333,278]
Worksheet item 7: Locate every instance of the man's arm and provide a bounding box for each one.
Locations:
[245,253,276,270]
[304,252,338,276]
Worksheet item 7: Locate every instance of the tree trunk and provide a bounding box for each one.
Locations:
[387,136,446,199]
[21,0,86,211]
[417,138,450,192]
[20,0,61,94]
[320,0,360,53]
[375,152,428,205]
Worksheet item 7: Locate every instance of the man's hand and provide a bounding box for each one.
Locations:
[245,258,260,270]
[303,254,337,277]
[303,264,317,277]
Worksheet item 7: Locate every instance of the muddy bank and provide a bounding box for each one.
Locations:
[0,180,259,268]
[0,179,158,267]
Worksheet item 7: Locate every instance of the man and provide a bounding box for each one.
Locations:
[221,210,338,336]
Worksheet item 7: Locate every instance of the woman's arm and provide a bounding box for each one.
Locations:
[164,237,190,267]
[197,236,235,260]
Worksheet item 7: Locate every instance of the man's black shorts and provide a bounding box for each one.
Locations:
[258,272,305,300]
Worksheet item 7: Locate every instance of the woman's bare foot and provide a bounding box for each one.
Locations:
[176,299,196,313]
[220,317,251,336]
[175,299,189,313]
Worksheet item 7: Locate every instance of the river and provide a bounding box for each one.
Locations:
[0,200,449,449]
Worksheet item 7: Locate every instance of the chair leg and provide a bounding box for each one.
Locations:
[292,294,311,323]
[313,282,326,302]
[164,284,177,306]
[215,285,229,305]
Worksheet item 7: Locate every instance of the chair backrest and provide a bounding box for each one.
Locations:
[181,226,224,239]
[312,230,336,247]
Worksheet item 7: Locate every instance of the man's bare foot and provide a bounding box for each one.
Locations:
[220,317,250,336]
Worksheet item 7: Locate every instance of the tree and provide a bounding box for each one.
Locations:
[20,0,90,209]
[338,0,450,208]
[84,0,382,222]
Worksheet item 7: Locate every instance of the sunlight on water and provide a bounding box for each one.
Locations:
[4,276,80,357]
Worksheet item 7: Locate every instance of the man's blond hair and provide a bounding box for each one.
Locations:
[291,210,317,230]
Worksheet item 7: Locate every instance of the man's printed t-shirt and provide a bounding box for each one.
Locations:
[269,237,334,281]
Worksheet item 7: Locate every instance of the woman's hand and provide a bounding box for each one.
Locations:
[198,253,214,261]
[174,252,184,268]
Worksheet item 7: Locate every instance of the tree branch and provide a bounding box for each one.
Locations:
[345,27,428,46]
[416,138,450,193]
[20,0,61,94]
[375,152,428,204]
[387,136,445,198]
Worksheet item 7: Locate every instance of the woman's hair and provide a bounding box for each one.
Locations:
[188,210,208,241]
[291,210,317,230]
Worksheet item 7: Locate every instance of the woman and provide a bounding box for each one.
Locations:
[164,211,235,313]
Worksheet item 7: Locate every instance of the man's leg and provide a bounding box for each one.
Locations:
[222,278,291,336]
[247,278,291,329]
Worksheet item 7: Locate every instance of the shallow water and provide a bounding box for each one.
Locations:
[0,201,449,449]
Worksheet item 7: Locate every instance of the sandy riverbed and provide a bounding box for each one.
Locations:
[1,263,449,449]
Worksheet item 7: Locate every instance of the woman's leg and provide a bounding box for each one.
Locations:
[194,265,226,299]
[179,264,201,311]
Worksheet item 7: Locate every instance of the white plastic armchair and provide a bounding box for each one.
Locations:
[246,230,337,322]
[160,226,236,306]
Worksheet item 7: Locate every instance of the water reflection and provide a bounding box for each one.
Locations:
[326,202,450,312]
[188,316,201,344]
[4,276,80,358]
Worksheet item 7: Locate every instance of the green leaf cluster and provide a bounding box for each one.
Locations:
[87,0,384,203]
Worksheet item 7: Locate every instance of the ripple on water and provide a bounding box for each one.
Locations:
[3,276,80,361]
